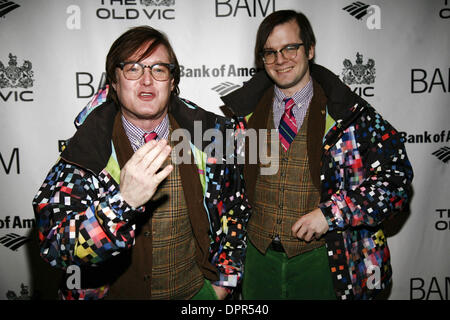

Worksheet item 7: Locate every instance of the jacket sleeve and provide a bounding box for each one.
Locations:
[319,106,414,231]
[207,119,252,288]
[32,159,139,269]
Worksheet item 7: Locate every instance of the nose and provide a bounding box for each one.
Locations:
[141,67,153,86]
[275,51,288,64]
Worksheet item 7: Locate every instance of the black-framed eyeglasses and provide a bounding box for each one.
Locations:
[117,62,175,81]
[260,43,304,64]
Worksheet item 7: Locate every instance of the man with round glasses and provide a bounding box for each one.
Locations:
[221,10,413,299]
[32,26,250,300]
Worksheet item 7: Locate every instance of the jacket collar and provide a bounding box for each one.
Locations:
[221,63,367,123]
[61,96,221,175]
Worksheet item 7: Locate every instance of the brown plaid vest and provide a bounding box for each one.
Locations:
[107,116,204,299]
[248,85,326,258]
[149,126,204,299]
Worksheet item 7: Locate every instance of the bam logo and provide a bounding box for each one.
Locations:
[342,52,376,97]
[0,0,20,18]
[0,147,20,174]
[342,1,381,30]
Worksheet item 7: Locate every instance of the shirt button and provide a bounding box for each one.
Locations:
[277,217,282,224]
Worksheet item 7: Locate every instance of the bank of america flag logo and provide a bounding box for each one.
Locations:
[343,1,371,20]
[432,146,450,163]
[0,0,20,17]
[0,233,30,251]
[211,82,241,96]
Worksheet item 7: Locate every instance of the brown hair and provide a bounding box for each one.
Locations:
[254,10,316,70]
[105,26,180,105]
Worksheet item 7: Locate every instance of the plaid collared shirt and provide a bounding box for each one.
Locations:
[121,113,170,152]
[273,77,313,131]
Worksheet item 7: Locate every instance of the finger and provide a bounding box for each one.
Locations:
[304,230,315,242]
[140,139,169,168]
[291,218,303,237]
[128,139,158,165]
[295,224,308,240]
[152,164,173,184]
[146,144,172,173]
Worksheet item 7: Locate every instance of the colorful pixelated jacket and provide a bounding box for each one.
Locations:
[221,64,413,300]
[32,91,251,299]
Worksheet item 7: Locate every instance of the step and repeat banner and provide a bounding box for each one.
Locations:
[0,0,448,300]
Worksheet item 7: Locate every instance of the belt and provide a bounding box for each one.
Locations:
[269,239,285,253]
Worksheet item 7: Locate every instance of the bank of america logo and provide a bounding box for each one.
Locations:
[0,0,20,17]
[343,1,371,20]
[211,82,241,96]
[0,233,30,251]
[432,146,450,163]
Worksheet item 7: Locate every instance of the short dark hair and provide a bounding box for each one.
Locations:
[254,10,316,69]
[105,26,180,106]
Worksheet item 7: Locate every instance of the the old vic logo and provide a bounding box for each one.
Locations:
[0,53,34,102]
[96,0,175,20]
[341,52,375,97]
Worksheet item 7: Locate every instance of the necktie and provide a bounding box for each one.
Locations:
[278,98,297,152]
[144,132,158,143]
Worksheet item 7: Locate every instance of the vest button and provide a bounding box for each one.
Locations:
[144,231,151,237]
[143,274,150,281]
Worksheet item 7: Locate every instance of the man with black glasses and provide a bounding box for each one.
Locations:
[33,26,250,300]
[221,10,413,299]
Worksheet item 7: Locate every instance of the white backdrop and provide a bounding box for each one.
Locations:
[0,0,449,300]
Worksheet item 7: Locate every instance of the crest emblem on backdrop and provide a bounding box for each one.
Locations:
[140,0,175,6]
[0,53,34,89]
[341,52,376,85]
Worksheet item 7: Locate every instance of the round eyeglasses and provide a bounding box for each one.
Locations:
[260,43,304,64]
[117,62,175,81]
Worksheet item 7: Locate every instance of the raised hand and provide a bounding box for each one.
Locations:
[120,139,173,208]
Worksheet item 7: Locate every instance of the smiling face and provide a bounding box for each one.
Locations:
[263,19,314,97]
[112,42,174,131]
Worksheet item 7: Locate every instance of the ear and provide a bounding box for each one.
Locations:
[170,77,174,92]
[308,44,315,61]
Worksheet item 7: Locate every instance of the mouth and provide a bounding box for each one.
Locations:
[138,91,155,100]
[275,66,294,74]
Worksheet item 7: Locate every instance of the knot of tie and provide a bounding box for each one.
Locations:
[283,97,295,113]
[144,132,158,143]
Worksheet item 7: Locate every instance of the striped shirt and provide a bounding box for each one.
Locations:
[273,77,314,132]
[121,114,170,152]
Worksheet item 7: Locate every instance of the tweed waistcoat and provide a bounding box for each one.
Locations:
[248,92,326,258]
[107,115,204,300]
[149,127,204,299]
